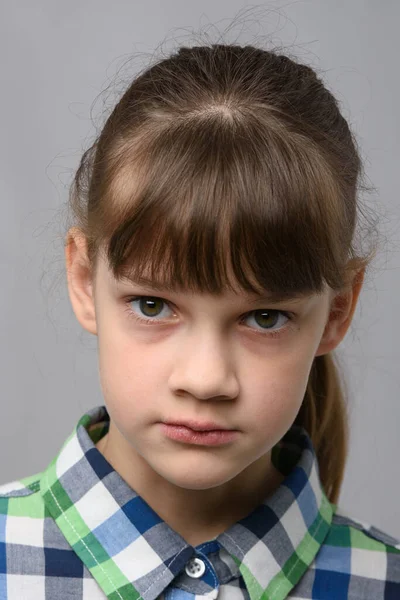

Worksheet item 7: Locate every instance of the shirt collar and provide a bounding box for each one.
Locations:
[40,405,333,600]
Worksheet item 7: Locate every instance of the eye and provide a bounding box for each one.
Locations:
[126,296,173,321]
[123,296,296,339]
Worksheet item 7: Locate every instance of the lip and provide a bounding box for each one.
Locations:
[162,420,235,432]
[160,424,239,446]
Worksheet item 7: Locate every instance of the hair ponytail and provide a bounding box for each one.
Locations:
[296,352,349,504]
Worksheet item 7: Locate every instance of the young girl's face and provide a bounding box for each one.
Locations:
[87,252,336,491]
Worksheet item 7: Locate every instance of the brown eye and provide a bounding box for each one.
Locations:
[253,310,280,329]
[241,309,291,338]
[125,296,175,322]
[138,297,165,317]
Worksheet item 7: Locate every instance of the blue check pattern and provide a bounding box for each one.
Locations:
[0,404,399,599]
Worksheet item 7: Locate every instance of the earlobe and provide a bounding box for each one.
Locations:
[65,228,98,336]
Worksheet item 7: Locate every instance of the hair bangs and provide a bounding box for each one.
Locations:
[97,114,350,299]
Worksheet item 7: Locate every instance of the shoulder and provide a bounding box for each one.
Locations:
[330,505,400,550]
[0,471,42,494]
[0,472,45,524]
[0,472,42,498]
[309,504,400,598]
[0,472,47,573]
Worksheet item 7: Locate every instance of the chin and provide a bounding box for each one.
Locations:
[155,463,238,490]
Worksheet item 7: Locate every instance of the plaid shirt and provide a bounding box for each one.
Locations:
[0,405,399,599]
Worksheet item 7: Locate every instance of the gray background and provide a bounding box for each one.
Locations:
[1,1,399,537]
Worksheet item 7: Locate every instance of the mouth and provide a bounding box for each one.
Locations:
[160,423,239,446]
[162,420,235,432]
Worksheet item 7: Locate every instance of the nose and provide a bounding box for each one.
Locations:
[168,329,239,401]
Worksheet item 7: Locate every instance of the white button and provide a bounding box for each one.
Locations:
[185,557,206,578]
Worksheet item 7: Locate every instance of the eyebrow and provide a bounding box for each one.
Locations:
[118,275,314,305]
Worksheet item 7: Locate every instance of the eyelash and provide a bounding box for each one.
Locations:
[123,296,296,340]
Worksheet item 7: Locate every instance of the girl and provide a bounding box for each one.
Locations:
[1,42,399,599]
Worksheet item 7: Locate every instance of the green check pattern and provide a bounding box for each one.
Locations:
[0,404,399,599]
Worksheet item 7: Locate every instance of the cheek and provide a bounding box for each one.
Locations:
[98,315,160,378]
[241,350,313,436]
[97,329,171,418]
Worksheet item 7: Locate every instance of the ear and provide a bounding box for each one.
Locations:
[65,227,98,336]
[314,267,365,357]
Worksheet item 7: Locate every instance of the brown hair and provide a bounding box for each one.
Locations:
[67,42,380,504]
